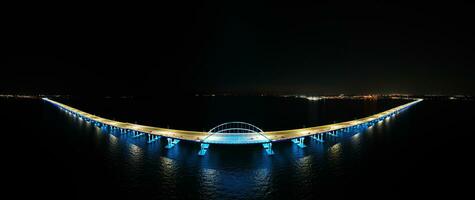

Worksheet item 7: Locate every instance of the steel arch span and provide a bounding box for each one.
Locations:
[203,122,270,144]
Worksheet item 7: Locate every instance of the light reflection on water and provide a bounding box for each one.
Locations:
[296,155,316,183]
[200,168,219,196]
[328,143,343,176]
[127,143,144,175]
[253,168,271,187]
[350,132,361,145]
[160,156,177,179]
[108,134,119,153]
[82,123,384,199]
[128,144,143,162]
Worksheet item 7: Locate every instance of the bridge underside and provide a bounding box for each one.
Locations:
[203,132,270,144]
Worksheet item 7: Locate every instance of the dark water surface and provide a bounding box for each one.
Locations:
[2,97,474,199]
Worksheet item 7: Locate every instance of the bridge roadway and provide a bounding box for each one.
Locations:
[265,98,422,141]
[43,98,422,155]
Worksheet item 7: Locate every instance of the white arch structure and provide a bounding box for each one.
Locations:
[203,122,270,144]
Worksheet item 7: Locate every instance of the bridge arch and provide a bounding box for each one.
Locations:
[208,121,264,134]
[203,122,270,144]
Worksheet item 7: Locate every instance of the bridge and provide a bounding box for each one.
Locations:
[42,98,422,156]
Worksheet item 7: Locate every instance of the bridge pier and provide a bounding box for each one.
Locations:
[292,137,306,148]
[262,142,274,155]
[133,131,145,138]
[198,143,209,156]
[165,138,180,149]
[367,122,374,128]
[310,134,324,142]
[117,128,126,134]
[147,134,160,143]
[134,132,145,138]
[328,130,339,137]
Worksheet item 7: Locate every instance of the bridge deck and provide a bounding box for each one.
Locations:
[43,98,422,143]
[263,99,421,141]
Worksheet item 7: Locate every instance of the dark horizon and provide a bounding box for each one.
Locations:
[3,1,475,96]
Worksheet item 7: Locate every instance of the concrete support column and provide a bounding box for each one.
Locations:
[198,143,210,156]
[328,130,338,137]
[133,131,145,138]
[311,134,324,142]
[147,134,160,143]
[165,138,180,149]
[292,137,306,148]
[262,142,274,155]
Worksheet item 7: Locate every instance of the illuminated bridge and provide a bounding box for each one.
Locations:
[43,98,422,156]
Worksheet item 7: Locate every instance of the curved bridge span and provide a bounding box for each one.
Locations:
[43,98,422,156]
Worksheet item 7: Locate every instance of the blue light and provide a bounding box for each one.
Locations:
[291,137,306,148]
[165,138,180,149]
[198,143,210,156]
[262,143,274,155]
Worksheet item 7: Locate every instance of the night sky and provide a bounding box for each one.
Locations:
[3,1,474,95]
